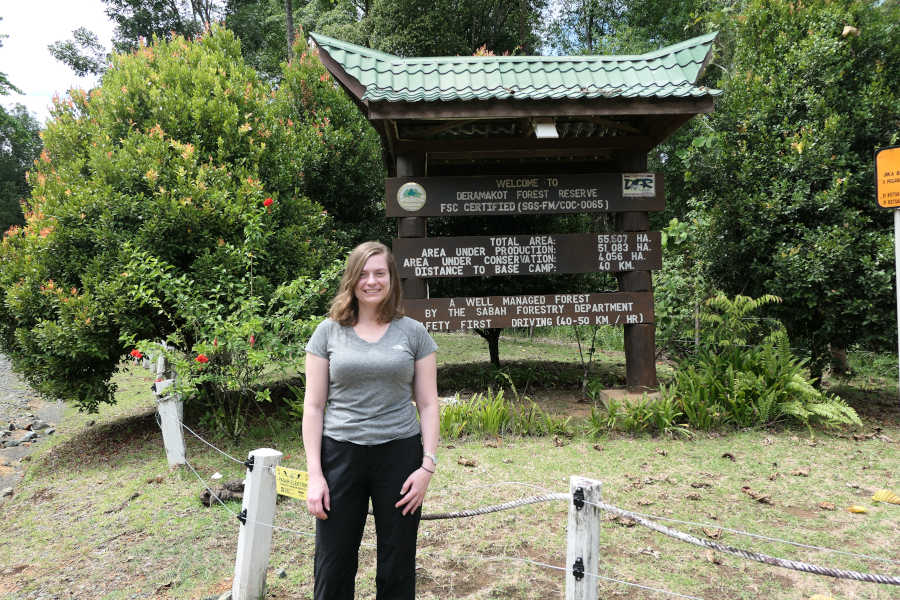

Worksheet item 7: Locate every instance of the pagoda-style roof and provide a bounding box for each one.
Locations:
[309,32,721,172]
[309,32,720,104]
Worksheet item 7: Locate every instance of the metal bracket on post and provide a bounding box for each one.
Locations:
[573,487,585,510]
[565,476,602,600]
[572,557,585,581]
[232,448,283,600]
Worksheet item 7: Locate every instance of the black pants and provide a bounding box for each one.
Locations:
[314,434,422,600]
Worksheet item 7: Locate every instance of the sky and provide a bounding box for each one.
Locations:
[1,1,116,124]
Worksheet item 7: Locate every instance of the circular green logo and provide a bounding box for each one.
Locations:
[397,182,426,211]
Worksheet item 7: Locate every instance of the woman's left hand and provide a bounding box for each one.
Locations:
[395,467,433,516]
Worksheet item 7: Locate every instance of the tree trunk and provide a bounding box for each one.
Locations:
[829,344,850,376]
[475,328,502,367]
[518,0,526,52]
[285,0,295,60]
[585,2,593,53]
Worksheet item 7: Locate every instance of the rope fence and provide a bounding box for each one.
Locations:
[582,499,900,586]
[161,410,900,599]
[181,439,706,600]
[176,413,899,563]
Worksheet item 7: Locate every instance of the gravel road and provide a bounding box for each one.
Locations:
[0,353,64,494]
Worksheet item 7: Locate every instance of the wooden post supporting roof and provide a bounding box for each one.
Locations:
[311,32,720,390]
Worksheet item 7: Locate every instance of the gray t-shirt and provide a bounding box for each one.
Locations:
[305,316,438,445]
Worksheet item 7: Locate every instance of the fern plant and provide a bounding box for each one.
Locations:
[663,294,861,430]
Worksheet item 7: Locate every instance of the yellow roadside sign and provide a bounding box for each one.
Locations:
[275,466,308,500]
[876,146,900,208]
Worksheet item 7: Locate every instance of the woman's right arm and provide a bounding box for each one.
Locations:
[303,352,330,519]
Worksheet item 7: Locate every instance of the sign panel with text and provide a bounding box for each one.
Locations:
[394,232,661,278]
[876,146,900,209]
[404,292,653,333]
[386,173,665,217]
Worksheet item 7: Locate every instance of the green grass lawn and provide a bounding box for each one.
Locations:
[1,333,898,599]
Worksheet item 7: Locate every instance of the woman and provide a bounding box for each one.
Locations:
[303,241,439,600]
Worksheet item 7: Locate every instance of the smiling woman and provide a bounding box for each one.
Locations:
[302,241,440,600]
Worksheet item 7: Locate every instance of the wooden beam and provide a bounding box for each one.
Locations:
[427,148,617,161]
[367,97,716,121]
[587,116,643,135]
[368,120,395,176]
[646,113,698,146]
[396,135,653,154]
[398,120,480,138]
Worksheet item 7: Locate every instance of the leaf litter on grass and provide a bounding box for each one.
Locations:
[3,354,899,599]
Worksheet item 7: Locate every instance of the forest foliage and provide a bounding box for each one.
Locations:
[3,0,897,413]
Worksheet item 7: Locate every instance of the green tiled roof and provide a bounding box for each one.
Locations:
[309,32,721,103]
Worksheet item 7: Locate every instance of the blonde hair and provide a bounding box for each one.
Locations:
[329,241,404,326]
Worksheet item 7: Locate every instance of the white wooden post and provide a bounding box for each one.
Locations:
[566,476,603,600]
[156,394,185,466]
[156,341,167,378]
[152,343,186,467]
[232,448,283,600]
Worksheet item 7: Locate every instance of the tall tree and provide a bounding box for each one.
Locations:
[285,0,295,59]
[365,0,546,56]
[225,0,296,79]
[105,0,219,52]
[50,0,222,77]
[0,19,20,95]
[680,0,900,377]
[0,105,42,235]
[1,21,42,235]
[48,27,110,77]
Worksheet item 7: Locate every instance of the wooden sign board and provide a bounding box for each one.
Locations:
[404,292,653,333]
[394,232,661,278]
[386,173,664,217]
[876,146,900,209]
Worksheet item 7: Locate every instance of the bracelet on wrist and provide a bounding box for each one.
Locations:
[420,464,435,474]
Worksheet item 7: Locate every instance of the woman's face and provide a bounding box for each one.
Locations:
[355,253,390,308]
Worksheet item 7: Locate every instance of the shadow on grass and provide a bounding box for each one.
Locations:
[436,359,626,397]
[826,383,900,427]
[34,409,161,476]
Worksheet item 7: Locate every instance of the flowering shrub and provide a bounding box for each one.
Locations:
[0,27,343,412]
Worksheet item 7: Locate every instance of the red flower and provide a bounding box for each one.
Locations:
[213,337,218,347]
[130,349,143,359]
[249,334,255,347]
[263,197,273,212]
[195,353,209,364]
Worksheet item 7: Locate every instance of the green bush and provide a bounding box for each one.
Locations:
[438,384,568,440]
[662,294,861,431]
[0,27,343,412]
[588,396,689,438]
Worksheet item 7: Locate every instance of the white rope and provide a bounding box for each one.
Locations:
[182,457,239,518]
[585,499,900,585]
[615,505,900,565]
[420,492,569,520]
[179,420,246,466]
